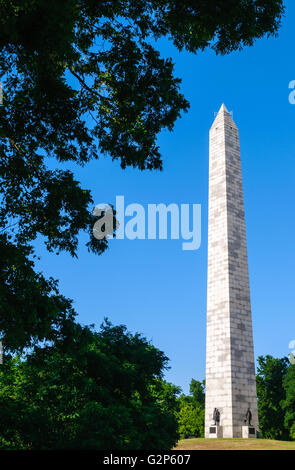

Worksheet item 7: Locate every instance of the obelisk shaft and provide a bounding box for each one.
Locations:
[205,105,258,438]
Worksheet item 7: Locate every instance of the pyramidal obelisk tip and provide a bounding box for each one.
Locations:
[218,103,229,114]
[211,103,236,130]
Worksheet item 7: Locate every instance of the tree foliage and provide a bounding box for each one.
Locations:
[256,355,290,440]
[178,404,204,439]
[0,319,180,449]
[177,378,205,438]
[0,233,76,351]
[282,364,295,440]
[189,378,205,407]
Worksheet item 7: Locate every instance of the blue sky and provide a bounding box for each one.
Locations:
[35,1,295,394]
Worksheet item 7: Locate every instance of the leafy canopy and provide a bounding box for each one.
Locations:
[177,378,205,438]
[178,403,204,439]
[0,319,181,450]
[256,355,290,440]
[282,364,295,440]
[0,233,76,351]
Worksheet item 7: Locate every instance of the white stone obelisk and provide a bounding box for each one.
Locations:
[205,104,259,438]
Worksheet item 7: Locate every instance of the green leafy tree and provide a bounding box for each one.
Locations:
[178,404,204,439]
[177,378,205,438]
[0,319,180,450]
[189,379,205,407]
[256,355,290,440]
[282,364,295,440]
[0,233,76,351]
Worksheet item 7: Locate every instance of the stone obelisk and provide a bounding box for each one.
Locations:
[205,104,259,438]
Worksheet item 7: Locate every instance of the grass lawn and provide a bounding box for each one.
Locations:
[174,438,295,451]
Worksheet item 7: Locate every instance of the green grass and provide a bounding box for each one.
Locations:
[174,438,295,451]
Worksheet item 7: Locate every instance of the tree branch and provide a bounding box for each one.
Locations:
[70,69,110,102]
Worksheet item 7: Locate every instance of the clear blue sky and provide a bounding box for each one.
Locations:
[35,1,295,394]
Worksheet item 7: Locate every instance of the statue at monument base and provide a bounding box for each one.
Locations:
[208,408,223,438]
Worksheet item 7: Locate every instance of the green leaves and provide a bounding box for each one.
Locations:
[0,320,180,449]
[189,378,205,407]
[162,0,284,54]
[178,403,204,439]
[282,364,295,440]
[256,355,292,440]
[0,234,76,351]
[177,378,205,438]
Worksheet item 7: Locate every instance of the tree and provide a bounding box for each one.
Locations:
[282,364,295,440]
[0,233,76,352]
[178,404,204,439]
[177,378,205,438]
[256,355,290,440]
[0,319,181,449]
[189,379,205,407]
[0,0,285,351]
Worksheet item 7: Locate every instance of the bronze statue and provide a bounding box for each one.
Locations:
[213,408,220,426]
[244,407,252,426]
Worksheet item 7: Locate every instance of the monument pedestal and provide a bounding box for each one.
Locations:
[208,426,223,438]
[242,426,257,439]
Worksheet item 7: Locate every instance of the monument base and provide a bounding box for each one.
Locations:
[242,426,257,439]
[208,426,223,438]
